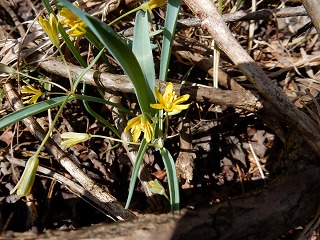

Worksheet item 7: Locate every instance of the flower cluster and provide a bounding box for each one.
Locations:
[125,82,190,143]
[59,2,87,37]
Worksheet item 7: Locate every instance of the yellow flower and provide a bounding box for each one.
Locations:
[68,22,87,37]
[60,132,91,148]
[10,155,39,197]
[38,13,60,47]
[21,83,43,104]
[141,0,167,11]
[124,114,154,143]
[59,2,87,37]
[150,82,190,114]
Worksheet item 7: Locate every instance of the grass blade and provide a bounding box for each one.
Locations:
[160,147,180,210]
[0,95,75,130]
[125,139,148,209]
[132,10,156,93]
[159,0,182,81]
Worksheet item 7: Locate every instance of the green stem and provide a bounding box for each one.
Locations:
[108,6,143,26]
[35,94,73,156]
[82,83,120,137]
[164,112,169,140]
[91,134,141,145]
[20,73,69,93]
[58,47,73,90]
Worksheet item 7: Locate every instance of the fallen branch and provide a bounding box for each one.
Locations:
[38,58,262,112]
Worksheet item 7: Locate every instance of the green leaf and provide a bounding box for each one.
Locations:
[0,95,75,130]
[132,10,156,94]
[159,0,182,81]
[125,139,148,209]
[160,147,180,210]
[58,0,155,114]
[73,47,105,91]
[73,94,132,115]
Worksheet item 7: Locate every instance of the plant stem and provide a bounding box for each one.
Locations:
[91,134,141,145]
[108,6,143,26]
[35,94,73,156]
[58,47,73,90]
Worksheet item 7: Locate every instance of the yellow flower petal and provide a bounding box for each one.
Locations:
[21,84,43,104]
[163,82,173,99]
[150,103,164,109]
[60,132,91,148]
[38,14,60,47]
[141,0,166,11]
[68,22,87,37]
[173,94,190,105]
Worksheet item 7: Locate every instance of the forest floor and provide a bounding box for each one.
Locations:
[0,0,319,239]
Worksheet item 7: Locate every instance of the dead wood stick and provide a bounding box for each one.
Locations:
[184,0,320,156]
[184,5,306,27]
[3,80,136,222]
[301,0,320,37]
[121,6,307,37]
[38,59,262,112]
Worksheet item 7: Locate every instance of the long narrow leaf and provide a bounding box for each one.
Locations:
[125,139,148,209]
[160,147,180,210]
[159,0,182,81]
[0,95,75,130]
[73,48,105,90]
[132,10,156,93]
[73,94,132,115]
[58,0,155,114]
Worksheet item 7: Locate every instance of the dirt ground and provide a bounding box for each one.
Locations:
[0,0,320,239]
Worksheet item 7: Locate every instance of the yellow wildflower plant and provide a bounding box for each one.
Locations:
[38,13,60,47]
[59,1,87,37]
[10,155,39,197]
[124,114,154,143]
[150,82,190,114]
[141,0,167,11]
[21,83,43,104]
[60,132,91,148]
